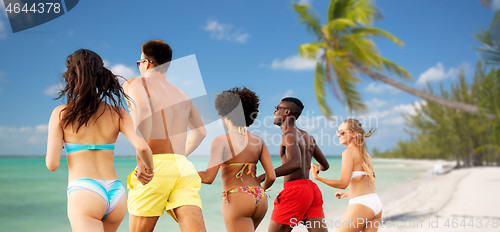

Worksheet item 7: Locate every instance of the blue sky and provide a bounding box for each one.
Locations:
[0,0,497,156]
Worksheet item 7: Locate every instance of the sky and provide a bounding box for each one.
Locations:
[0,0,498,156]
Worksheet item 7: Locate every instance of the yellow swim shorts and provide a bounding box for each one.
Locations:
[127,154,202,221]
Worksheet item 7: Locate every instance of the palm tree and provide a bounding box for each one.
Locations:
[475,10,500,65]
[292,0,492,118]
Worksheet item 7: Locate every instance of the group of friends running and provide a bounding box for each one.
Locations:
[45,39,383,232]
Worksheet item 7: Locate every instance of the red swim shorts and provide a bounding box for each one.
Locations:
[271,179,325,225]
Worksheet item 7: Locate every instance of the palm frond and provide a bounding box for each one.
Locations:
[341,34,381,70]
[314,63,334,117]
[329,0,354,21]
[324,55,344,102]
[346,0,378,25]
[327,18,356,32]
[327,0,340,22]
[292,2,324,40]
[350,27,404,46]
[377,56,413,80]
[329,57,365,112]
[298,42,325,60]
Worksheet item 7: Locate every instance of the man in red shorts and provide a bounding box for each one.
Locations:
[259,97,330,232]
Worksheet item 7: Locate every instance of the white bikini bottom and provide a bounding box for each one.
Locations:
[349,193,382,215]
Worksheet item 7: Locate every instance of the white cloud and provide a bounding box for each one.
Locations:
[363,101,426,127]
[103,60,139,84]
[365,98,388,111]
[270,54,317,71]
[109,64,139,81]
[417,63,461,86]
[202,19,250,44]
[0,124,49,155]
[44,82,64,96]
[364,82,401,95]
[282,89,295,98]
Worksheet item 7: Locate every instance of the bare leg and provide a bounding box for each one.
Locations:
[102,196,127,232]
[129,214,159,232]
[337,204,376,232]
[252,197,269,230]
[268,220,293,232]
[174,205,207,232]
[304,217,328,232]
[67,190,107,232]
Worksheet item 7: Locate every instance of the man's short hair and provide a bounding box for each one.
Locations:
[282,97,304,118]
[141,40,172,72]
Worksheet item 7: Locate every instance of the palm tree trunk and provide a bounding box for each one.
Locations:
[349,60,496,119]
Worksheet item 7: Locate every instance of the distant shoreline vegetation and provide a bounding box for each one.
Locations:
[373,61,500,167]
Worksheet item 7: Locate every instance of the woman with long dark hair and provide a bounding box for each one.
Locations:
[46,49,154,232]
[311,119,381,232]
[198,87,276,232]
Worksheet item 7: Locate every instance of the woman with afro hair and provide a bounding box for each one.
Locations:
[198,87,276,232]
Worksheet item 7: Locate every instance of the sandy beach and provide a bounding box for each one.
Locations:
[289,159,500,232]
[381,166,500,232]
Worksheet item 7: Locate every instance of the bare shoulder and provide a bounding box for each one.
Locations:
[341,148,354,159]
[212,134,227,146]
[51,104,67,116]
[122,77,139,89]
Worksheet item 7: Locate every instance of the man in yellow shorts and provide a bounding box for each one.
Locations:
[123,39,207,232]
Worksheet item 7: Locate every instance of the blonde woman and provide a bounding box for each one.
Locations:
[310,119,381,232]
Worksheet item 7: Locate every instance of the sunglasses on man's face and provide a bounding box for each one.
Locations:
[136,58,153,68]
[274,106,290,111]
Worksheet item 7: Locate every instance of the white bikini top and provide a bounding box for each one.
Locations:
[351,171,370,179]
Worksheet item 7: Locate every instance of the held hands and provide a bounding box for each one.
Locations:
[135,161,154,185]
[334,191,348,199]
[310,163,320,180]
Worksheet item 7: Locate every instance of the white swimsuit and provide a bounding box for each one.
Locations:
[348,171,383,215]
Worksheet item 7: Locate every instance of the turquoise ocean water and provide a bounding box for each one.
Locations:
[0,157,425,232]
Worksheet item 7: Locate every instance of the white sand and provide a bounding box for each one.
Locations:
[380,167,500,232]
